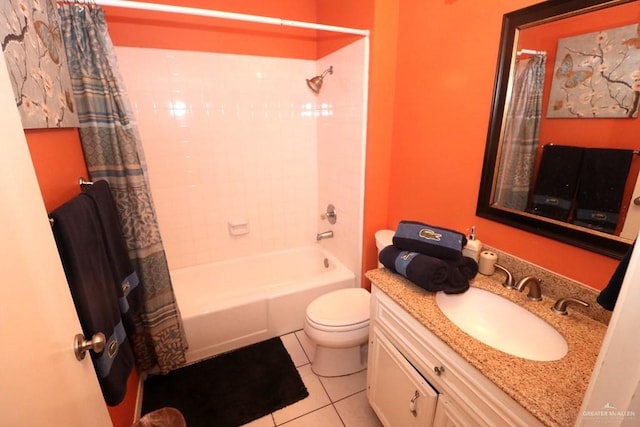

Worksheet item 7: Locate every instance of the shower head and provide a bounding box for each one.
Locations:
[306,66,333,94]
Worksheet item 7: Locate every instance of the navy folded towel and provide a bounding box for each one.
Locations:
[379,245,449,292]
[597,240,635,311]
[452,256,478,281]
[50,195,134,406]
[81,180,142,339]
[392,221,467,260]
[443,256,478,294]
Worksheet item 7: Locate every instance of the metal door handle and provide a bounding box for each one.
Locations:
[409,390,419,416]
[74,332,106,361]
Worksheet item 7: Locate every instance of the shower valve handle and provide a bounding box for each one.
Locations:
[322,204,337,224]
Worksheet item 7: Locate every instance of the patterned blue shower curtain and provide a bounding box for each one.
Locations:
[58,4,187,373]
[494,55,546,211]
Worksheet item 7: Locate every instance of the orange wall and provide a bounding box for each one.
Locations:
[107,369,141,427]
[316,1,372,58]
[25,128,87,212]
[103,0,363,59]
[103,0,367,61]
[384,0,621,290]
[361,1,400,289]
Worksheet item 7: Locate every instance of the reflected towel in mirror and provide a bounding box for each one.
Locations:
[573,148,633,233]
[529,145,584,222]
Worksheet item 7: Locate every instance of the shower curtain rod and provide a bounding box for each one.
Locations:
[93,0,370,36]
[516,49,546,56]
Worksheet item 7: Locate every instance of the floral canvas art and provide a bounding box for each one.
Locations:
[1,0,78,128]
[547,23,640,119]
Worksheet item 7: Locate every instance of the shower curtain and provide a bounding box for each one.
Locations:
[494,55,546,211]
[58,4,187,373]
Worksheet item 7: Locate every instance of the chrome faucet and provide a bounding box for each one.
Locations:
[494,264,515,289]
[316,230,334,241]
[552,297,589,315]
[515,276,543,301]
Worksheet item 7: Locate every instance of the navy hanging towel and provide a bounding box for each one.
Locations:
[50,195,134,406]
[80,180,142,339]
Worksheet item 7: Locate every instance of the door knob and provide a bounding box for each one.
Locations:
[74,332,106,361]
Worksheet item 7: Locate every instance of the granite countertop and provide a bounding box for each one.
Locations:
[366,268,607,427]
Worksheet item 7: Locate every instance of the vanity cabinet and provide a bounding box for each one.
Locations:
[367,285,544,427]
[368,328,438,426]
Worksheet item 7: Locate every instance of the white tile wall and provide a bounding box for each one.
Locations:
[315,39,368,284]
[114,42,367,274]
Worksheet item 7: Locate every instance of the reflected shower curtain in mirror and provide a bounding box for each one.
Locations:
[494,55,546,210]
[59,4,187,373]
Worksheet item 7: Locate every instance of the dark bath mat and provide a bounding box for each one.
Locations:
[141,337,309,427]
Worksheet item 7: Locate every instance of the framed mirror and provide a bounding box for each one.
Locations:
[478,0,639,259]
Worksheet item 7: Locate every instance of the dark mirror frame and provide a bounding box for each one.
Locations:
[477,0,635,260]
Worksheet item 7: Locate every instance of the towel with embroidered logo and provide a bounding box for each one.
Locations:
[392,220,467,260]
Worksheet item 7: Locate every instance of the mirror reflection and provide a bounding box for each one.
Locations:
[478,0,639,258]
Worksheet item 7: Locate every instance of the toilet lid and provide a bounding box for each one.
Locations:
[306,288,370,327]
[375,229,395,249]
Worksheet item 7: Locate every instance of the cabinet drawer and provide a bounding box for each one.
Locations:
[368,327,438,427]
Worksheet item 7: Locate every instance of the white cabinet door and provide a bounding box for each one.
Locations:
[0,50,111,426]
[368,327,438,427]
[433,394,482,427]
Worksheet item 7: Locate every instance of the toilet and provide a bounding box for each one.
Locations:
[303,230,395,377]
[375,229,395,267]
[304,287,371,377]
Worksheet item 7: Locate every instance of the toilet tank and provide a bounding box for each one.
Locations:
[375,230,395,268]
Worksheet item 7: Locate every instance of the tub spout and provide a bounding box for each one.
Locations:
[317,230,334,241]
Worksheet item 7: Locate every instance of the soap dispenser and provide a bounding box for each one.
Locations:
[462,226,482,262]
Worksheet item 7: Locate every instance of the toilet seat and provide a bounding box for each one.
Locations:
[305,288,370,331]
[305,316,369,333]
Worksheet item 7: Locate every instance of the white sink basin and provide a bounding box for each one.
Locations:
[435,287,568,361]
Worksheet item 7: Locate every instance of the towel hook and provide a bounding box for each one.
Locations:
[79,177,94,186]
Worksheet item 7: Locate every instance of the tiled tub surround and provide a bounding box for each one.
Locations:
[116,47,318,269]
[366,266,607,427]
[114,40,367,277]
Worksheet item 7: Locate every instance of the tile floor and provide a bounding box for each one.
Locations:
[242,331,383,427]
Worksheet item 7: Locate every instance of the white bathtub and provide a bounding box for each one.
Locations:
[170,246,356,363]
